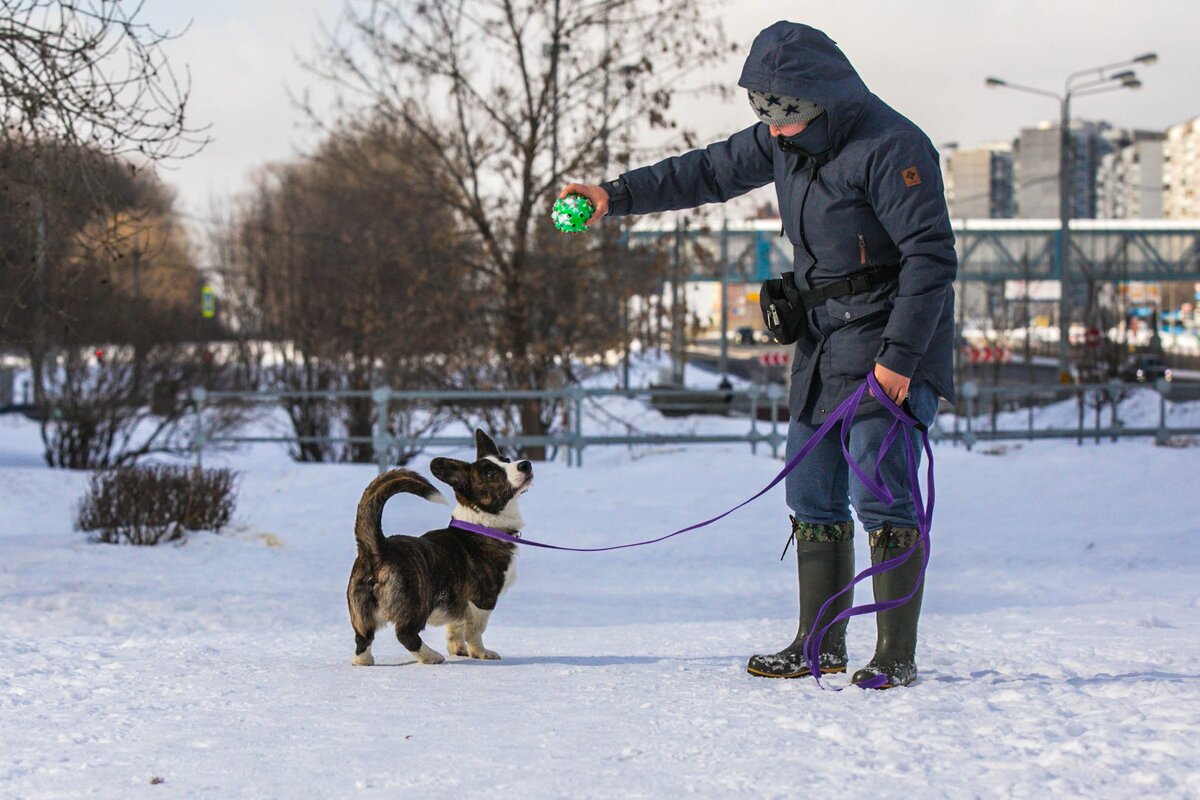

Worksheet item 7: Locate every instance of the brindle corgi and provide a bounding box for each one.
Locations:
[347,430,531,666]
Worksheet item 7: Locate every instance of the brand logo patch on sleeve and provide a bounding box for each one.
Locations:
[901,166,922,187]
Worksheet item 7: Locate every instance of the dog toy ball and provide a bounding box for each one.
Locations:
[552,194,595,233]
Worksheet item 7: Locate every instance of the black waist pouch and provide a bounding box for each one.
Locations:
[759,271,807,345]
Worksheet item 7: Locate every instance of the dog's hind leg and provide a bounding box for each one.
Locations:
[397,626,445,665]
[464,602,500,660]
[347,577,377,666]
[351,630,375,666]
[446,622,469,657]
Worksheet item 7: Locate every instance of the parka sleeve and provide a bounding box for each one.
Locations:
[610,124,776,216]
[863,132,958,378]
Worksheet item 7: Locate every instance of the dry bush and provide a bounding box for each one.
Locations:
[76,464,238,545]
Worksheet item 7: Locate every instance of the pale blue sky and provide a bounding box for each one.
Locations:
[145,0,1200,232]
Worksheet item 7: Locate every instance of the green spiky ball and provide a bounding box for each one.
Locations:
[552,194,595,233]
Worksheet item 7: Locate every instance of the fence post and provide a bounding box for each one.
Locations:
[749,385,761,456]
[1027,386,1034,441]
[1107,379,1123,444]
[962,381,977,451]
[1155,378,1169,445]
[372,387,391,473]
[190,387,207,468]
[1076,390,1085,447]
[560,387,570,468]
[766,383,784,459]
[568,385,584,468]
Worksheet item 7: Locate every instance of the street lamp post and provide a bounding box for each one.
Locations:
[986,52,1154,381]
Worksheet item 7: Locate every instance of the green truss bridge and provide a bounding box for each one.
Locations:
[628,218,1200,284]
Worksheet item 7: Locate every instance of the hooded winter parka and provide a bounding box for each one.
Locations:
[604,22,957,422]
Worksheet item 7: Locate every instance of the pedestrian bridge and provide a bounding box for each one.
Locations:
[627,218,1200,283]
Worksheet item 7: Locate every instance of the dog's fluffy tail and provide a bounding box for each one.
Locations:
[354,469,448,560]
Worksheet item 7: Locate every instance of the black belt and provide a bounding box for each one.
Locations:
[759,263,902,346]
[797,263,901,311]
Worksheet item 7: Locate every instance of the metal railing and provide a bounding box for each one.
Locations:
[188,379,1200,469]
[940,378,1200,449]
[189,384,791,470]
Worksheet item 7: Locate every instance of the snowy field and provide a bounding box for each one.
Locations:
[3,370,1200,799]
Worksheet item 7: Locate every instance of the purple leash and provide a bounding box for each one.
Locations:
[449,374,935,689]
[447,383,861,552]
[803,374,935,690]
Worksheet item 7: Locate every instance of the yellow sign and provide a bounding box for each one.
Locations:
[201,285,216,318]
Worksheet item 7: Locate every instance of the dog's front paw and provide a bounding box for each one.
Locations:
[351,652,375,666]
[415,645,446,665]
[468,647,501,660]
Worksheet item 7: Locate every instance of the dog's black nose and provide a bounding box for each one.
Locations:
[517,460,532,474]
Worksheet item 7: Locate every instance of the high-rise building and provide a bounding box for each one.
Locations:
[1014,120,1114,218]
[1164,116,1200,219]
[1096,134,1165,219]
[945,144,1014,219]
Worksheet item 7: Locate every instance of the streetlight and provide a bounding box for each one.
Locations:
[986,52,1156,381]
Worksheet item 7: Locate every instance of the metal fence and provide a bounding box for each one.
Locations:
[189,384,791,470]
[189,379,1200,470]
[941,379,1200,448]
[0,367,12,409]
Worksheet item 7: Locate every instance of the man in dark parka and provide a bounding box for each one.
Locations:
[561,21,957,688]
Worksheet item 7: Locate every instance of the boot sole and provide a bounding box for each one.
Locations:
[746,665,847,679]
[853,675,919,690]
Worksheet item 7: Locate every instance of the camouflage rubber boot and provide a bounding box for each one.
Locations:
[746,518,854,678]
[851,524,925,689]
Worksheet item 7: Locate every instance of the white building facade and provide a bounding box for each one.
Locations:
[1096,137,1164,219]
[1163,117,1200,219]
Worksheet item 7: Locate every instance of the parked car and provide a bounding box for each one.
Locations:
[1117,354,1172,384]
[734,325,782,345]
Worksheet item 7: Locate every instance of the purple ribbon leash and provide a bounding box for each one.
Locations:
[447,383,861,552]
[803,373,935,690]
[449,373,935,690]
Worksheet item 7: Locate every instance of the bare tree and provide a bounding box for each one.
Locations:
[221,122,474,463]
[0,138,231,468]
[306,0,731,456]
[0,0,206,413]
[0,0,202,160]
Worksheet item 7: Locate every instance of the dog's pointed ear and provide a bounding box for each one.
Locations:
[430,458,469,493]
[475,429,501,459]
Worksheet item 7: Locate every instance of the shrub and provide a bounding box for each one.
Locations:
[75,464,238,545]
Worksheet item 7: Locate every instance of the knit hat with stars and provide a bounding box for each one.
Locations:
[747,89,824,127]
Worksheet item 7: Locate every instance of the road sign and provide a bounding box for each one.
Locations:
[963,345,1011,364]
[758,351,789,367]
[1085,326,1103,348]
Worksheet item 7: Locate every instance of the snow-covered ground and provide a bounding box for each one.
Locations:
[3,367,1199,799]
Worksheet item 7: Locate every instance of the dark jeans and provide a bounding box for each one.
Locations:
[784,379,938,532]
